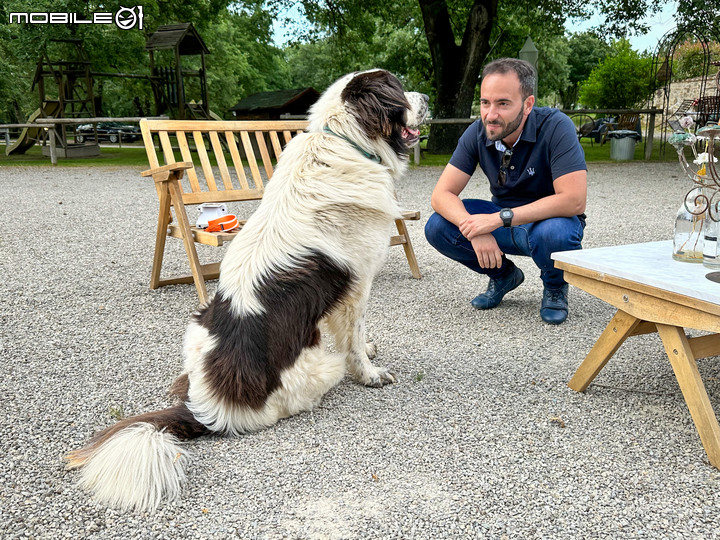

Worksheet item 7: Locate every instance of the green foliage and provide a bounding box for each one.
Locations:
[671,38,720,80]
[557,31,611,108]
[284,17,432,97]
[203,6,290,114]
[0,0,288,120]
[0,0,689,125]
[578,39,656,108]
[676,0,720,29]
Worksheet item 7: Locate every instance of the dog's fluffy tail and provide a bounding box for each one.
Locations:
[65,403,208,512]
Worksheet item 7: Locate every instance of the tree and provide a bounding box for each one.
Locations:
[203,5,291,114]
[557,32,611,109]
[676,0,720,29]
[283,19,433,100]
[270,0,667,152]
[0,0,289,119]
[578,39,655,108]
[0,0,231,119]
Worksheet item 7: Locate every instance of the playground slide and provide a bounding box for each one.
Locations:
[5,101,61,156]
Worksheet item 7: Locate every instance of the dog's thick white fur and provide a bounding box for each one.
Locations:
[66,69,428,512]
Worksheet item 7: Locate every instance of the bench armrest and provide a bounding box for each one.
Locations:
[140,161,194,178]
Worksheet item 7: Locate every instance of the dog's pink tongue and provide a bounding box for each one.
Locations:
[403,127,420,138]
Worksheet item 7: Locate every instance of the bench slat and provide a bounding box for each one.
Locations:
[142,119,308,132]
[181,188,263,205]
[240,131,263,189]
[269,131,283,160]
[176,131,200,191]
[140,121,160,170]
[168,223,246,246]
[193,131,218,191]
[224,131,250,190]
[159,131,175,168]
[255,131,274,179]
[209,131,234,190]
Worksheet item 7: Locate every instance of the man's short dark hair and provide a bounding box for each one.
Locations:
[482,58,536,100]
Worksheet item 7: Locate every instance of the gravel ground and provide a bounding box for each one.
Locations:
[1,160,719,539]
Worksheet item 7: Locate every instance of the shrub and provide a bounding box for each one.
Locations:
[579,39,656,108]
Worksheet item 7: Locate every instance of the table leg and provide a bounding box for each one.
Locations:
[568,310,643,392]
[656,323,720,467]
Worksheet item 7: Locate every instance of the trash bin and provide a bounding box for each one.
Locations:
[608,129,641,161]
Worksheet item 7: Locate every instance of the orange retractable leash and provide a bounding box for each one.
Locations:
[205,214,239,232]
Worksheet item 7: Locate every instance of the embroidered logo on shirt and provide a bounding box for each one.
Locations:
[526,167,536,176]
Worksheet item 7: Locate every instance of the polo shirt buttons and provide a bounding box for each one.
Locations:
[510,166,515,170]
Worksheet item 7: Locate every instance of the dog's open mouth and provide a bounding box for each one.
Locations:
[402,126,421,146]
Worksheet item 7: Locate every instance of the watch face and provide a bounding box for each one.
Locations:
[500,209,513,225]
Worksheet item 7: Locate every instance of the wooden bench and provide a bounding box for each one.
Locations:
[139,119,422,305]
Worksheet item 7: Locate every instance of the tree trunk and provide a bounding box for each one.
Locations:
[418,0,497,153]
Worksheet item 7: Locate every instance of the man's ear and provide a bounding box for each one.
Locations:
[524,95,535,114]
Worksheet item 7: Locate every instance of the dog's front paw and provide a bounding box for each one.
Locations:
[360,366,396,388]
[365,342,377,359]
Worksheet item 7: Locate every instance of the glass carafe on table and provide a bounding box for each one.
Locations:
[669,123,720,266]
[673,186,707,262]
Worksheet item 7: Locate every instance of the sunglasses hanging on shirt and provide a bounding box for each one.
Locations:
[498,149,513,187]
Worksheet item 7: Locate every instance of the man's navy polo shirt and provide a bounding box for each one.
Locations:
[449,107,587,208]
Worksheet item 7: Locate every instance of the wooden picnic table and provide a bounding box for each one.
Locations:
[552,240,720,467]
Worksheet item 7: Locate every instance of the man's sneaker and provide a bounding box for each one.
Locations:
[471,266,525,310]
[540,284,569,324]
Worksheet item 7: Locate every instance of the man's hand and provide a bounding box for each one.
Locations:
[459,213,502,240]
[471,234,504,268]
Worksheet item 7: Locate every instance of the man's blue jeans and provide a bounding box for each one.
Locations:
[424,199,585,290]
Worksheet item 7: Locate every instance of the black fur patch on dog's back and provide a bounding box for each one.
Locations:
[194,249,354,409]
[341,70,411,156]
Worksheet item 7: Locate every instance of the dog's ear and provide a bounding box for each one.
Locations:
[341,70,410,138]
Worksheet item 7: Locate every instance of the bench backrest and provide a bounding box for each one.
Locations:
[140,119,309,205]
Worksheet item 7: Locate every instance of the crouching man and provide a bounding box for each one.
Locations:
[424,58,587,324]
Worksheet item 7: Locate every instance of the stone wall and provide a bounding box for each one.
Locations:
[652,76,719,131]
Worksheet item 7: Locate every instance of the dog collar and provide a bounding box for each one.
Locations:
[322,126,382,164]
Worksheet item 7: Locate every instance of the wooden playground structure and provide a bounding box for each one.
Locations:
[2,23,214,160]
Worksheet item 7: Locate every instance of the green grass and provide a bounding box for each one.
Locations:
[0,144,149,167]
[1,138,677,168]
[414,137,677,168]
[582,138,676,163]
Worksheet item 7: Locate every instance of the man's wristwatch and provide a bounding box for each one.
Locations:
[499,208,514,228]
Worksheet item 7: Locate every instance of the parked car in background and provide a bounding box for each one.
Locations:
[75,122,141,143]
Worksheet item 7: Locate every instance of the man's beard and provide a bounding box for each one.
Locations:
[484,107,525,142]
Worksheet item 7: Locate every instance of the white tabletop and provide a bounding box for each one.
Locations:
[552,240,720,305]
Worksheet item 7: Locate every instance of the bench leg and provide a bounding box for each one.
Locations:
[150,184,172,291]
[393,218,421,279]
[166,180,210,305]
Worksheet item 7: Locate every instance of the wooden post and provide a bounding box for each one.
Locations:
[201,52,209,116]
[645,111,656,160]
[175,47,185,120]
[48,123,57,165]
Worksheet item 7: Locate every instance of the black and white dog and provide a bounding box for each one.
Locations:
[66,69,429,511]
